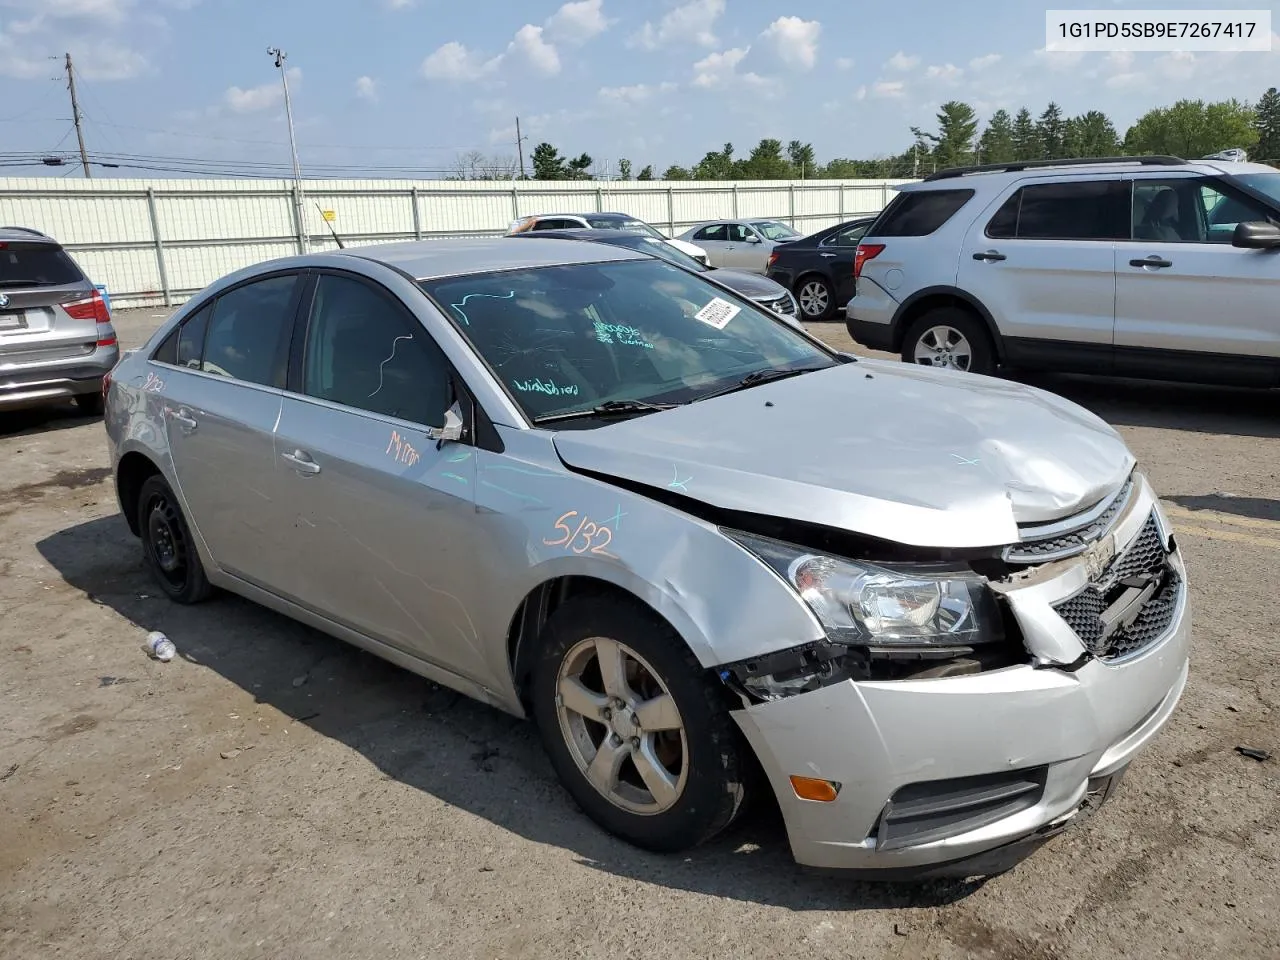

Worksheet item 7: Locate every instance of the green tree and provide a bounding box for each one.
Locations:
[1255,87,1280,161]
[977,109,1015,164]
[1124,99,1259,158]
[1063,110,1121,158]
[1037,102,1067,159]
[566,152,593,180]
[739,138,791,179]
[637,164,654,181]
[787,140,817,178]
[531,142,565,180]
[694,143,738,179]
[1012,107,1038,161]
[617,158,632,180]
[662,164,692,180]
[912,101,979,170]
[822,158,874,178]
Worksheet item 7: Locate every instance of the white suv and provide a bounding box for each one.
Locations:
[846,156,1280,386]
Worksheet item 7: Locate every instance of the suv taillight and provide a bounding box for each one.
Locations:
[853,243,885,280]
[65,289,112,324]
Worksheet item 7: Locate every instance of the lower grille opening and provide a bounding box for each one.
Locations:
[874,766,1049,852]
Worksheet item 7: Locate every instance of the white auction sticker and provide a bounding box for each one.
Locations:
[694,297,741,330]
[1046,10,1271,52]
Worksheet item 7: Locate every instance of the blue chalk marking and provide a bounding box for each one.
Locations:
[447,450,472,463]
[449,290,515,326]
[441,472,469,485]
[603,505,627,530]
[479,480,544,505]
[668,467,692,492]
[484,464,551,478]
[950,454,980,466]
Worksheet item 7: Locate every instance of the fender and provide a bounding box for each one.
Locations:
[889,285,1005,359]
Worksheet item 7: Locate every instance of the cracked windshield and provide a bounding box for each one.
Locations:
[421,259,835,422]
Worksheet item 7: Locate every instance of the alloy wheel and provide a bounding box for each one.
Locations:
[913,325,973,372]
[798,280,830,318]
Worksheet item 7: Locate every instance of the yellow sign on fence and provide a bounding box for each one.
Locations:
[321,209,336,222]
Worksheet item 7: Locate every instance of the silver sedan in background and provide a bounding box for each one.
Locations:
[675,218,803,272]
[104,238,1190,878]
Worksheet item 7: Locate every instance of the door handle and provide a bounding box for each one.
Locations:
[819,252,837,258]
[171,410,198,432]
[1130,256,1173,269]
[281,450,321,475]
[973,251,1007,262]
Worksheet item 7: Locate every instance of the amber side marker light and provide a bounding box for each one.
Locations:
[790,775,841,802]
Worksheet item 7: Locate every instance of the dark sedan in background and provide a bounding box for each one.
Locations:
[765,216,876,321]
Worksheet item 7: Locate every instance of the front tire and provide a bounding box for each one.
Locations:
[795,275,835,320]
[901,307,997,376]
[138,475,214,604]
[531,594,747,852]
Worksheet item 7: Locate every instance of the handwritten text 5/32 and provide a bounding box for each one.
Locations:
[543,510,617,558]
[386,429,421,466]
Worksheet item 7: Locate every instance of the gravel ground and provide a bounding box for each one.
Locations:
[1,307,1277,960]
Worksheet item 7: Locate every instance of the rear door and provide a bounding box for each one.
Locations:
[1114,173,1280,384]
[690,223,733,267]
[271,270,487,680]
[957,176,1127,368]
[155,272,304,584]
[0,241,98,366]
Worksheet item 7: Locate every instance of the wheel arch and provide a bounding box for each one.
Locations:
[890,286,1004,359]
[116,451,163,536]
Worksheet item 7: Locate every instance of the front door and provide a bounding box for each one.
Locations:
[272,271,488,681]
[723,223,766,272]
[957,176,1126,370]
[1114,174,1280,385]
[160,273,301,583]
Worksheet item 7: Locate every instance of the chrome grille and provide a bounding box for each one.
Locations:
[1052,512,1179,661]
[760,294,796,316]
[1005,477,1134,564]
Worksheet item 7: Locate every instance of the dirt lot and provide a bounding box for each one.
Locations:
[2,307,1278,960]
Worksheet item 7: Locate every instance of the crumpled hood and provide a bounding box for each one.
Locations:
[709,269,789,301]
[552,360,1134,549]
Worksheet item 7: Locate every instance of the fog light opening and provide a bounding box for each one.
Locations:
[790,775,842,802]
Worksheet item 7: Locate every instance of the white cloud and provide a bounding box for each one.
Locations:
[224,66,300,113]
[630,0,724,50]
[757,16,820,71]
[421,41,497,81]
[692,47,764,88]
[836,57,854,71]
[598,81,677,103]
[886,51,919,71]
[74,43,147,79]
[871,80,905,99]
[507,24,560,76]
[545,0,609,44]
[969,53,1001,71]
[355,75,378,101]
[924,63,963,83]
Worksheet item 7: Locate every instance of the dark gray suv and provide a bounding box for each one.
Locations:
[0,226,119,415]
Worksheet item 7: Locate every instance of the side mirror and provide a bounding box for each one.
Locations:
[1232,221,1280,249]
[744,234,762,244]
[426,401,465,447]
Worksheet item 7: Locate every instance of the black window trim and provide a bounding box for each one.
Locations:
[694,223,728,242]
[148,268,307,391]
[1116,172,1280,243]
[983,176,1129,242]
[874,187,977,238]
[286,266,495,449]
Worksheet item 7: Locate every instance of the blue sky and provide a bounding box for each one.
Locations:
[1,0,1277,178]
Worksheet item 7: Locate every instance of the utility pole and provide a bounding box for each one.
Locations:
[64,53,91,178]
[268,47,307,252]
[514,116,527,180]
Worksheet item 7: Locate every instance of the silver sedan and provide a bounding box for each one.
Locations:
[675,219,802,273]
[104,238,1190,877]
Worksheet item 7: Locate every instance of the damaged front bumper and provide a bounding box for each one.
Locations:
[727,477,1191,877]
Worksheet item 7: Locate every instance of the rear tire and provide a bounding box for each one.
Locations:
[531,594,747,853]
[794,275,835,321]
[75,392,104,417]
[138,475,214,604]
[901,307,997,376]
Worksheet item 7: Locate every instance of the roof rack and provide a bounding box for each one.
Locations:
[923,156,1188,182]
[0,225,51,238]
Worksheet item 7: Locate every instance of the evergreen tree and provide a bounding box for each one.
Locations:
[787,140,817,178]
[1037,102,1067,159]
[1012,108,1039,160]
[637,165,654,181]
[978,109,1015,164]
[617,158,632,180]
[1255,87,1280,160]
[531,142,565,180]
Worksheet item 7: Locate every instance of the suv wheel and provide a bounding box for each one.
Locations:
[531,595,747,852]
[902,307,996,376]
[795,276,834,320]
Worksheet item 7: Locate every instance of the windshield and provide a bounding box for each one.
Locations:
[586,216,664,238]
[751,221,801,241]
[1233,173,1280,208]
[594,234,709,273]
[421,259,834,423]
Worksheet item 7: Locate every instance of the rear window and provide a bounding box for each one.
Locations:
[986,181,1129,241]
[0,243,84,286]
[871,189,975,237]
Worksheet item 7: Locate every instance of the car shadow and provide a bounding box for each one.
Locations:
[37,514,986,911]
[1003,371,1280,439]
[1164,493,1280,523]
[0,403,101,437]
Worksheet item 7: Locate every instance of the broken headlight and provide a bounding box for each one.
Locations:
[722,532,1004,700]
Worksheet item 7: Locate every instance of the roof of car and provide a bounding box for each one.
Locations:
[336,236,648,280]
[0,225,55,242]
[903,156,1278,191]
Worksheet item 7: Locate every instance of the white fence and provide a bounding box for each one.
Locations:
[0,177,910,308]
